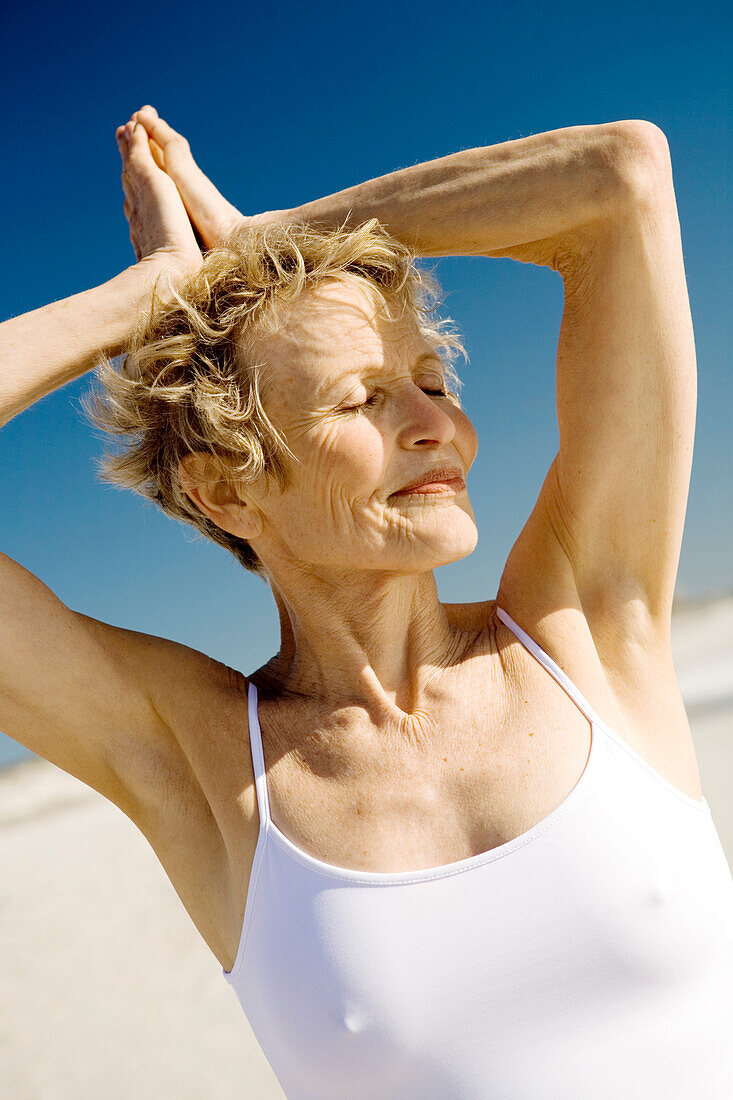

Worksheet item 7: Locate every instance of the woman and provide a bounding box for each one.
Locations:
[2,107,732,1098]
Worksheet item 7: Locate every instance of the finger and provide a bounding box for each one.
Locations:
[126,112,166,175]
[117,122,137,169]
[128,120,155,159]
[148,137,166,172]
[135,107,186,155]
[129,106,155,130]
[132,108,241,248]
[142,120,240,239]
[124,121,161,187]
[115,124,129,159]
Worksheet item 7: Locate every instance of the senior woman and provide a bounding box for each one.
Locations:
[2,107,732,1099]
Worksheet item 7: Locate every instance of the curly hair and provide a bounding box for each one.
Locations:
[80,217,468,581]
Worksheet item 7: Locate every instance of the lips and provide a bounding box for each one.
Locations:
[392,465,465,495]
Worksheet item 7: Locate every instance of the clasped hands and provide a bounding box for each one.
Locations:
[116,105,284,284]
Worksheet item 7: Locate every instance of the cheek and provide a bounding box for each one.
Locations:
[310,420,388,495]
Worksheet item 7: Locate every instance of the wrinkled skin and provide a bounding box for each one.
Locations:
[121,105,482,715]
[182,278,480,709]
[244,280,478,578]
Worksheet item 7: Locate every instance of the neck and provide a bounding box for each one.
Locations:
[259,565,462,719]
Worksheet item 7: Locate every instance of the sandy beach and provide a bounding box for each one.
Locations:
[2,597,732,1099]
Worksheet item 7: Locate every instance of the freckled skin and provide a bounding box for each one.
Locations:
[245,278,479,579]
[187,275,481,710]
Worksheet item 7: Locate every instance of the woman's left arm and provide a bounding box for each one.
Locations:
[289,121,696,653]
[136,107,693,655]
[133,106,640,265]
[287,119,649,265]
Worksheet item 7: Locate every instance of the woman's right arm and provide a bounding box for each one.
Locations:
[0,260,175,427]
[1,113,205,427]
[0,116,219,824]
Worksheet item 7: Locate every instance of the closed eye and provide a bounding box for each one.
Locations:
[344,386,448,412]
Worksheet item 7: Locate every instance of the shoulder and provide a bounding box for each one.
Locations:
[136,631,248,727]
[101,624,249,825]
[74,611,249,718]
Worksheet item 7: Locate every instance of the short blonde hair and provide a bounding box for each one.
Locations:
[81,217,467,580]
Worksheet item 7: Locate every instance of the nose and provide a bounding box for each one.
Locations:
[397,387,457,449]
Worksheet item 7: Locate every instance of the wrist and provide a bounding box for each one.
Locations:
[89,263,178,357]
[230,209,299,237]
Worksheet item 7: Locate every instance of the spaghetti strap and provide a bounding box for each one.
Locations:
[247,680,271,827]
[495,605,604,728]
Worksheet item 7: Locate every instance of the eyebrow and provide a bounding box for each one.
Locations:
[317,352,445,397]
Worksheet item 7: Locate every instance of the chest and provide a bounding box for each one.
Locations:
[256,672,584,875]
[231,805,728,1100]
[158,607,703,972]
[243,621,700,877]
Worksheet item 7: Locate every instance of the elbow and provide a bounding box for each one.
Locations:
[601,119,675,209]
[607,119,670,156]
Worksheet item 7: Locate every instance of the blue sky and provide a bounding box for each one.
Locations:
[1,0,730,766]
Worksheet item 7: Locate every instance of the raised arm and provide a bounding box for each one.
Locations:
[0,116,214,820]
[132,105,641,265]
[287,120,691,658]
[283,119,693,651]
[142,110,688,666]
[0,121,202,427]
[282,120,645,262]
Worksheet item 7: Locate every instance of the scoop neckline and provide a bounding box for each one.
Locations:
[247,610,710,885]
[261,719,599,885]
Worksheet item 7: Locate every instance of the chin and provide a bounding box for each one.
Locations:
[435,538,479,569]
[412,515,479,569]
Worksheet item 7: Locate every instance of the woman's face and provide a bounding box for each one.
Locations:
[247,277,479,578]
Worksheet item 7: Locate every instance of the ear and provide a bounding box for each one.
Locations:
[177,453,264,540]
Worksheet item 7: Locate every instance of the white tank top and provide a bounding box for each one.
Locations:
[223,607,733,1099]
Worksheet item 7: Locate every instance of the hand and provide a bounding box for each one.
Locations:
[130,106,288,250]
[117,114,203,283]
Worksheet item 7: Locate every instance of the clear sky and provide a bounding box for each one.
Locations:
[1,0,730,767]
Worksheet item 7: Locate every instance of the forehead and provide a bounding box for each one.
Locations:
[254,278,434,407]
